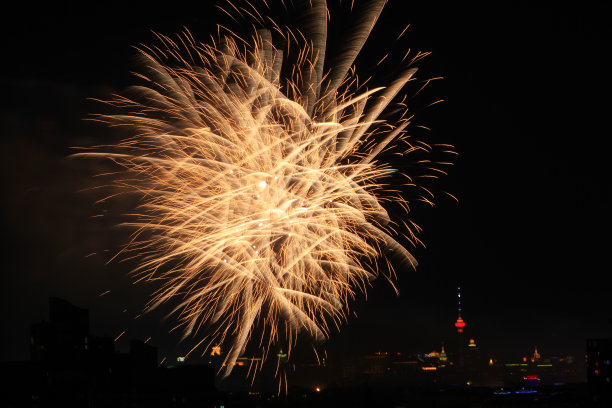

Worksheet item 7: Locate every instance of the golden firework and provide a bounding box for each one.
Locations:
[76,0,451,377]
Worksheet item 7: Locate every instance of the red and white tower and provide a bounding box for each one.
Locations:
[454,286,466,367]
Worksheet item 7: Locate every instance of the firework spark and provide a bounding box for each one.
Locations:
[76,0,450,376]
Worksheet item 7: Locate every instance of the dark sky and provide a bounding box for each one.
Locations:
[1,1,610,368]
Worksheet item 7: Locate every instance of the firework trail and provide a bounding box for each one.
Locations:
[75,0,452,376]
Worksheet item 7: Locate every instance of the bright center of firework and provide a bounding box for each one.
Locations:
[258,181,267,189]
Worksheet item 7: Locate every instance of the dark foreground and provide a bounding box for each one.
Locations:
[224,383,602,408]
[1,380,608,408]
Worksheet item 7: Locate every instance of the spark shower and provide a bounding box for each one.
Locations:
[76,0,453,377]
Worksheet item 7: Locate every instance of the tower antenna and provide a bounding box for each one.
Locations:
[454,286,466,367]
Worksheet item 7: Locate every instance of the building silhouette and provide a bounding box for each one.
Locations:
[0,295,592,406]
[30,297,89,365]
[2,297,218,407]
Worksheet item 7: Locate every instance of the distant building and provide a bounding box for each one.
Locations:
[10,297,219,407]
[531,346,541,363]
[439,346,448,365]
[465,338,483,369]
[206,344,224,373]
[130,339,158,368]
[454,286,466,368]
[30,297,90,365]
[497,347,584,388]
[586,338,612,404]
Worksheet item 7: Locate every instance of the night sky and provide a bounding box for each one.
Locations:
[1,2,610,369]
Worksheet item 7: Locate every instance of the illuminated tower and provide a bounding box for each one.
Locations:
[440,345,448,365]
[531,346,541,363]
[454,286,466,367]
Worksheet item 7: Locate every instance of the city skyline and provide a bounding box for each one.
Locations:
[16,291,595,372]
[20,296,589,396]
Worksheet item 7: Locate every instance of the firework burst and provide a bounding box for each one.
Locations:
[76,0,452,377]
